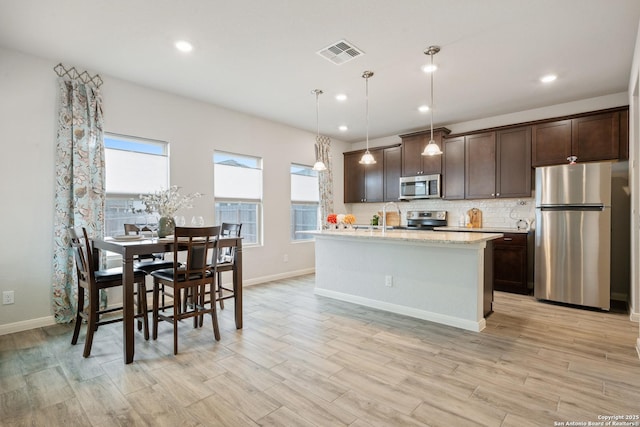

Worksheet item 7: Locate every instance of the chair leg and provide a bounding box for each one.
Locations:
[210,281,221,341]
[71,287,85,345]
[217,271,225,310]
[173,289,180,355]
[138,282,149,341]
[193,285,201,329]
[152,280,160,340]
[136,285,143,332]
[83,289,99,358]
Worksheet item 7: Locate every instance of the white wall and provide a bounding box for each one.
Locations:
[0,46,348,333]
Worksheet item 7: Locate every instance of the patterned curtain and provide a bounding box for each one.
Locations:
[52,79,105,323]
[317,135,333,226]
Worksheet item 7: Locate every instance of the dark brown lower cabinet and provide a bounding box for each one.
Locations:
[493,233,529,294]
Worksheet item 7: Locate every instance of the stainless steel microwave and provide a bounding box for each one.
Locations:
[399,174,441,200]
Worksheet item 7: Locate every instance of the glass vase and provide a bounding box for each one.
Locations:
[158,216,175,238]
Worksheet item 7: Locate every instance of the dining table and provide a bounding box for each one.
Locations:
[91,235,243,364]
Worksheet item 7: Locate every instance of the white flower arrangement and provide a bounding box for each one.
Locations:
[140,186,202,217]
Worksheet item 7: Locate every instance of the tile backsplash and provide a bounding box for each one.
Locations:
[347,197,536,230]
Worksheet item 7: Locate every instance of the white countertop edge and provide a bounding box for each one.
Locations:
[302,229,503,245]
[434,226,530,234]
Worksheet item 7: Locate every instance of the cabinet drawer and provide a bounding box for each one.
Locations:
[496,233,526,245]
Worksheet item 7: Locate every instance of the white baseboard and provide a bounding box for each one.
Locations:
[314,287,486,332]
[0,316,57,336]
[636,338,640,360]
[0,268,316,336]
[219,267,316,287]
[630,307,640,322]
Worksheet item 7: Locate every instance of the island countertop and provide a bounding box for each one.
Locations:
[304,229,503,245]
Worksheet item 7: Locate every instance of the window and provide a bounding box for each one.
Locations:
[104,133,169,236]
[290,164,319,241]
[213,151,262,245]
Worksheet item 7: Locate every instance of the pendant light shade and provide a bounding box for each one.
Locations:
[311,89,327,171]
[359,71,377,165]
[422,46,443,156]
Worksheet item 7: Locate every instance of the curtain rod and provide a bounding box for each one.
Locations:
[54,63,103,88]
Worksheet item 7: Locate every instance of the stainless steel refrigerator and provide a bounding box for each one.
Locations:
[534,162,611,310]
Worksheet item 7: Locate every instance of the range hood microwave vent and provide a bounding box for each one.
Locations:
[317,40,364,65]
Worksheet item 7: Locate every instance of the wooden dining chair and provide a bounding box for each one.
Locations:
[69,227,150,357]
[216,222,242,309]
[150,226,221,355]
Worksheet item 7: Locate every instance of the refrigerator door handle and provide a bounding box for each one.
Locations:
[539,205,605,212]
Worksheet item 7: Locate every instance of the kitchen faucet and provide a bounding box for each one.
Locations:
[382,201,401,234]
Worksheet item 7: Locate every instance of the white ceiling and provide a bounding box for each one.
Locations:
[1,0,639,142]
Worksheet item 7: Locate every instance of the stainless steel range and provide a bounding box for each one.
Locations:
[405,210,447,230]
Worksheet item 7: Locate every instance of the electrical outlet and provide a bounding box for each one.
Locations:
[283,254,288,262]
[3,290,14,305]
[385,275,393,287]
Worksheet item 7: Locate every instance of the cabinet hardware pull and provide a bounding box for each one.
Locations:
[504,238,512,241]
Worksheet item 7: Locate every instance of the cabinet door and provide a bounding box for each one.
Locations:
[532,120,572,167]
[465,132,496,199]
[401,134,442,176]
[401,135,424,176]
[493,233,528,294]
[572,112,619,162]
[343,152,365,203]
[383,146,401,202]
[496,126,532,198]
[364,149,385,203]
[443,136,465,200]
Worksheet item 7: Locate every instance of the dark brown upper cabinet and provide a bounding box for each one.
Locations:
[465,132,497,199]
[400,128,450,176]
[496,126,532,199]
[344,145,400,203]
[383,145,402,202]
[442,136,465,200]
[448,127,531,200]
[532,111,624,167]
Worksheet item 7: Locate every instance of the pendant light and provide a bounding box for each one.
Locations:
[359,71,377,165]
[422,46,443,156]
[311,89,327,171]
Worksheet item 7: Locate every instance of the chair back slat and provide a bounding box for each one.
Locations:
[68,227,95,284]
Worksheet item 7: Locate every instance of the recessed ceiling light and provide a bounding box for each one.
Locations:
[175,40,193,53]
[418,105,430,113]
[339,125,348,132]
[540,74,557,83]
[335,94,347,102]
[422,64,437,73]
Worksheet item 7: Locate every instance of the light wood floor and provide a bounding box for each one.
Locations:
[1,274,639,426]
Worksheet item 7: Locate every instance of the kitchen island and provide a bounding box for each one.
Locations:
[307,229,502,332]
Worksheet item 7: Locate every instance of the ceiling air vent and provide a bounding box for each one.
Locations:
[317,40,364,65]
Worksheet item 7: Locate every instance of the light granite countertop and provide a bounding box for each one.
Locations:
[304,229,503,245]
